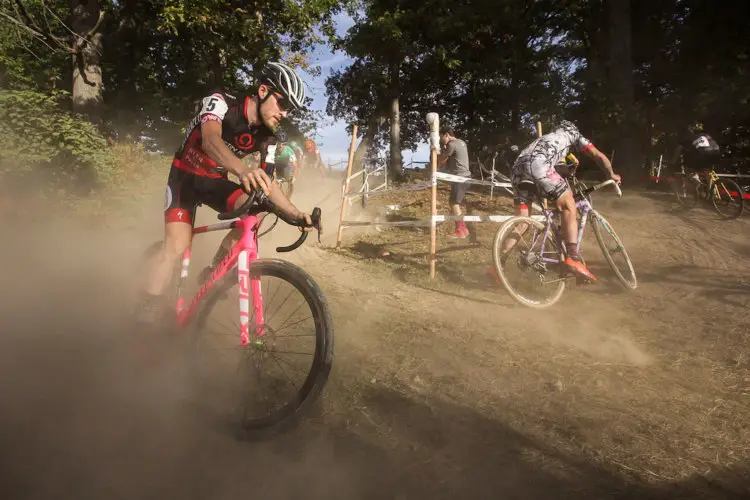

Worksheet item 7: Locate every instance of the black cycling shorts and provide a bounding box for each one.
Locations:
[275,163,294,181]
[164,166,244,225]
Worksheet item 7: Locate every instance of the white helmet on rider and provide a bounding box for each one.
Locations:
[259,61,306,110]
[555,120,579,136]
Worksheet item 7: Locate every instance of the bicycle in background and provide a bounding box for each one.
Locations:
[492,174,637,309]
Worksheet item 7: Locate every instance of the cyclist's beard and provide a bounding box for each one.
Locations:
[257,99,279,132]
[262,115,278,132]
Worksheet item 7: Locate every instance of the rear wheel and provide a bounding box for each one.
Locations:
[189,259,334,438]
[492,216,567,309]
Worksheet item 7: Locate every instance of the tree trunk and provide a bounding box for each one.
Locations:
[113,0,138,140]
[607,0,636,174]
[389,96,403,178]
[211,48,226,90]
[71,0,104,124]
[388,63,403,180]
[352,115,385,173]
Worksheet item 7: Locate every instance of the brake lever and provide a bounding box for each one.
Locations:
[310,207,322,243]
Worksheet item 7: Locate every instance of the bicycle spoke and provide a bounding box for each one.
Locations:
[591,212,637,290]
[492,217,567,308]
[273,316,315,334]
[265,352,301,391]
[711,179,744,219]
[191,261,332,434]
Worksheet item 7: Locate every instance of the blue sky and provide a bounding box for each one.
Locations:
[301,12,432,169]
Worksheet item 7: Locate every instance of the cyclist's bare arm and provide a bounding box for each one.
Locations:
[582,145,620,182]
[267,185,311,230]
[201,121,308,225]
[201,120,272,195]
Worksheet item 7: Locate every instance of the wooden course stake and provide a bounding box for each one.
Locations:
[336,124,358,249]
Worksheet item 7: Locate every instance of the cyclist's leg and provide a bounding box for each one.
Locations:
[511,161,533,218]
[284,165,295,198]
[194,175,249,275]
[533,161,595,280]
[137,167,198,323]
[685,156,702,184]
[448,182,469,238]
[500,162,534,254]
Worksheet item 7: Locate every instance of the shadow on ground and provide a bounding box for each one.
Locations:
[637,264,749,309]
[1,318,747,500]
[0,214,748,500]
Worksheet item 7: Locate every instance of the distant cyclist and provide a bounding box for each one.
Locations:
[668,125,721,184]
[509,120,621,281]
[274,142,299,197]
[302,138,326,179]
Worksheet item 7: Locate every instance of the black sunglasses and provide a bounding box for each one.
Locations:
[273,92,293,111]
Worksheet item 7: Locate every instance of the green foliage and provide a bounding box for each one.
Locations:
[3,0,748,185]
[327,0,575,155]
[328,0,750,174]
[0,90,118,187]
[0,0,69,91]
[101,0,346,143]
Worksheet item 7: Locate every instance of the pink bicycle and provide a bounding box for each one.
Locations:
[138,190,333,436]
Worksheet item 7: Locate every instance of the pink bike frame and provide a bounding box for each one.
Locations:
[174,215,264,346]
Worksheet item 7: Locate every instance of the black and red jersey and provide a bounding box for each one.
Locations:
[172,91,277,178]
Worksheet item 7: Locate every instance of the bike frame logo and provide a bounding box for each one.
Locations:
[180,244,242,326]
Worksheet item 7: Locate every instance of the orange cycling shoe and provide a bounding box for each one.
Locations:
[564,256,596,282]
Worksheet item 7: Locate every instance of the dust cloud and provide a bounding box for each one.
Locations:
[0,175,366,500]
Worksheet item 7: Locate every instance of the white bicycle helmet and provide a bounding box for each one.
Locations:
[259,61,306,110]
[555,120,579,136]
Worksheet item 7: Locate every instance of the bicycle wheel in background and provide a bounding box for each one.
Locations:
[589,211,637,290]
[491,216,567,309]
[189,259,334,438]
[670,173,699,209]
[711,178,744,219]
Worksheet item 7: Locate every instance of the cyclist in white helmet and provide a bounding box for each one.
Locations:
[509,120,621,281]
[135,61,314,324]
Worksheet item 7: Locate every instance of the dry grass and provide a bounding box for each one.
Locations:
[1,166,748,499]
[325,177,750,497]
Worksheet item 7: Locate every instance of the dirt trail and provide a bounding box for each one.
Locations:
[0,174,748,499]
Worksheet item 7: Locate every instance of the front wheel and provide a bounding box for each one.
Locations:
[590,211,637,290]
[491,216,567,309]
[189,259,334,438]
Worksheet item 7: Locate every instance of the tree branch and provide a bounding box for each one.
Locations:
[0,9,42,37]
[5,1,73,53]
[12,0,40,31]
[0,9,60,52]
[40,3,102,56]
[15,28,42,60]
[85,10,105,40]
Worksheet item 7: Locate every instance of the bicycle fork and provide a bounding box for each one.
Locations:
[238,217,265,346]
